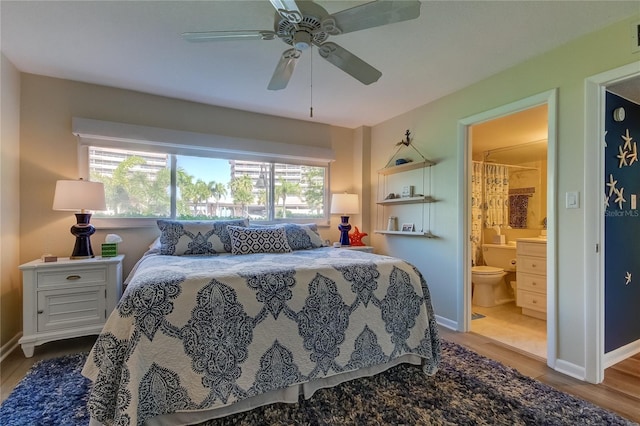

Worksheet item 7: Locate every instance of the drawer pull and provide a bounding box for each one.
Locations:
[532,282,537,286]
[532,300,537,304]
[37,310,44,314]
[66,275,81,280]
[531,264,537,268]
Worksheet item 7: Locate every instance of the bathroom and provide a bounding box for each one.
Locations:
[469,104,549,358]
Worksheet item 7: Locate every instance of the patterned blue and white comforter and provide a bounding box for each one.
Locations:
[82,247,440,426]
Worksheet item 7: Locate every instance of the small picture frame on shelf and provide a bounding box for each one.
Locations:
[400,185,414,198]
[401,223,415,232]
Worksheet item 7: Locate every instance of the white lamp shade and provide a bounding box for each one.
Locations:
[53,180,106,211]
[330,193,359,215]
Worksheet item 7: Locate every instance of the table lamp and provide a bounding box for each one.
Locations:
[53,179,106,259]
[330,193,359,246]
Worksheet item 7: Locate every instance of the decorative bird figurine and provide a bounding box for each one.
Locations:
[349,226,368,246]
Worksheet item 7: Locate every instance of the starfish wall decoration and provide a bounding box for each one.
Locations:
[614,187,626,209]
[604,129,638,210]
[616,128,638,168]
[606,173,618,196]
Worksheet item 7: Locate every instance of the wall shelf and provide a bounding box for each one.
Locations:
[377,195,435,205]
[378,160,435,176]
[374,230,436,238]
[376,131,437,239]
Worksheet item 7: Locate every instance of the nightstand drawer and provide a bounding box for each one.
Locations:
[37,286,106,332]
[37,268,106,288]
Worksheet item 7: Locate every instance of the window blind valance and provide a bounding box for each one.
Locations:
[72,117,335,167]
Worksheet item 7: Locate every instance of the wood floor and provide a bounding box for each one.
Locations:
[440,327,640,424]
[2,331,639,423]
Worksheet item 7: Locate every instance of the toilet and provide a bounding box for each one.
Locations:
[472,243,517,307]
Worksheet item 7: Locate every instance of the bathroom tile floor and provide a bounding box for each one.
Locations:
[470,301,547,359]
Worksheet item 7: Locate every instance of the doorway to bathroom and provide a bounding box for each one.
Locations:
[459,90,557,363]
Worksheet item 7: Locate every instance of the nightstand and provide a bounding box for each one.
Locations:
[18,255,124,357]
[337,245,374,253]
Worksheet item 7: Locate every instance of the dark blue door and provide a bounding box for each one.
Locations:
[604,91,640,353]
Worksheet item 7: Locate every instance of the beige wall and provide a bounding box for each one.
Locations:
[369,15,640,372]
[1,53,22,353]
[17,73,359,287]
[3,70,365,356]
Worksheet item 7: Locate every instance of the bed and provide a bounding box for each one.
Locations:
[82,220,441,426]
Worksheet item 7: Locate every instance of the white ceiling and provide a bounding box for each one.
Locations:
[2,1,638,129]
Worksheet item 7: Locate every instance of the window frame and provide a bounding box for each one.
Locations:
[82,146,332,229]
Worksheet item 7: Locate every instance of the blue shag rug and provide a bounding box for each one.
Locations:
[1,341,636,425]
[0,353,90,425]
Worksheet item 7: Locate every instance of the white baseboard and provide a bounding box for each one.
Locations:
[0,332,22,363]
[604,339,640,368]
[436,315,458,331]
[554,358,585,381]
[436,315,596,381]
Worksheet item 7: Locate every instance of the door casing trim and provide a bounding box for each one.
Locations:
[457,89,558,369]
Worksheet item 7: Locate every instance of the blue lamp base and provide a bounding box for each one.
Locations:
[70,213,96,259]
[338,216,352,246]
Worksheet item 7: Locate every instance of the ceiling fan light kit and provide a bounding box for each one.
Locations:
[182,0,421,90]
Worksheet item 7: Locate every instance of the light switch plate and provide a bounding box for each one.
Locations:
[632,19,640,54]
[566,191,579,209]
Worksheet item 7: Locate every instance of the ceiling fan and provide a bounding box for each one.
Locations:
[182,0,421,90]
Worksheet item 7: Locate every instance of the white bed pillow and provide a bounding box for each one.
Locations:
[227,225,293,255]
[148,237,162,251]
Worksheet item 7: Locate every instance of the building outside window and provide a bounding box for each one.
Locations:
[88,146,327,222]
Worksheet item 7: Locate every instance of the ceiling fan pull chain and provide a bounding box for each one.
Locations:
[310,45,313,118]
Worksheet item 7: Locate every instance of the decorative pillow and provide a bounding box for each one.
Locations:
[280,223,326,250]
[250,223,326,250]
[227,225,293,255]
[157,219,248,255]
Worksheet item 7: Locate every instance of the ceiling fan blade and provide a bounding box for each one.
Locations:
[268,48,301,90]
[269,0,303,23]
[182,30,276,42]
[318,42,381,85]
[323,0,420,35]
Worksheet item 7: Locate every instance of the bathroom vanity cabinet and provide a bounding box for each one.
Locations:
[516,239,547,320]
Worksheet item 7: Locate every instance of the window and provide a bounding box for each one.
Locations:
[89,146,328,223]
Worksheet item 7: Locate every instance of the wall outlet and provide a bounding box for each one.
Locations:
[632,19,640,54]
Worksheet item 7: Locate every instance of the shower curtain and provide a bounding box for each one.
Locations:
[484,163,510,228]
[471,162,484,265]
[471,162,510,265]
